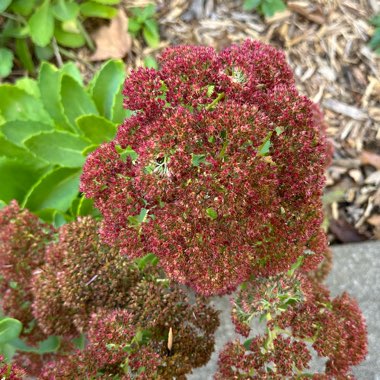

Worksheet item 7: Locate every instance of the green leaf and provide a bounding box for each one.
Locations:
[15,39,35,75]
[111,89,132,124]
[88,59,126,119]
[82,144,98,156]
[243,0,261,11]
[0,48,13,78]
[257,131,272,156]
[143,55,158,69]
[15,77,40,98]
[0,157,48,204]
[0,0,12,12]
[80,1,117,19]
[0,343,17,362]
[28,0,55,47]
[142,19,159,48]
[23,167,81,212]
[9,0,36,16]
[76,196,96,216]
[206,207,218,220]
[370,15,380,27]
[131,4,155,21]
[61,75,99,130]
[115,144,138,162]
[243,338,253,350]
[25,131,90,167]
[37,336,61,354]
[261,0,286,17]
[76,115,117,144]
[135,253,159,270]
[38,63,73,131]
[1,19,28,39]
[1,120,53,147]
[191,153,207,167]
[0,318,22,345]
[128,18,142,34]
[52,0,80,21]
[0,85,52,125]
[287,256,304,277]
[54,22,86,47]
[72,334,86,350]
[61,61,83,85]
[10,335,60,354]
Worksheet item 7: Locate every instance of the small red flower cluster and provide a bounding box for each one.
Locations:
[81,39,332,296]
[0,355,25,380]
[218,274,367,378]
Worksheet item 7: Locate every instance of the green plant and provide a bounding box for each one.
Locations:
[369,13,380,54]
[0,0,121,78]
[127,4,160,48]
[243,0,286,17]
[0,58,129,225]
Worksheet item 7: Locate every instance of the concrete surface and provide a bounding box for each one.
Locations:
[188,241,380,379]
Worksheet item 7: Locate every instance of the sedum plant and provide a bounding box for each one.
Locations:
[0,40,368,378]
[79,39,367,377]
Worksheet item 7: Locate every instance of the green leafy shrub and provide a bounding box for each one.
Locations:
[243,0,286,17]
[0,59,129,224]
[0,0,121,78]
[128,4,160,48]
[369,13,380,54]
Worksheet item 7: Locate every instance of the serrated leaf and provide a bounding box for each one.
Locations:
[38,63,74,131]
[15,77,40,98]
[0,157,48,204]
[76,115,117,144]
[0,318,22,345]
[61,61,83,85]
[111,87,132,123]
[61,75,99,130]
[28,0,55,47]
[52,0,80,21]
[0,48,13,78]
[25,131,90,167]
[23,167,81,212]
[88,59,125,119]
[1,120,53,147]
[80,1,117,19]
[0,85,52,125]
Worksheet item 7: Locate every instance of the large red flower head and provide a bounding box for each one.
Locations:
[81,39,332,296]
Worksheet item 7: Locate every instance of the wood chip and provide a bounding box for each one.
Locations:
[323,99,368,121]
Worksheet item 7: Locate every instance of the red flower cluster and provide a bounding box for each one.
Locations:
[0,201,53,343]
[0,355,25,380]
[218,273,367,378]
[81,39,332,296]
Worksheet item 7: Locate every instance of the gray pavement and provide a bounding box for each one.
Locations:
[188,241,380,379]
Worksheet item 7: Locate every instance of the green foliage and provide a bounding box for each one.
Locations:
[369,14,380,54]
[0,0,121,78]
[0,316,60,362]
[243,0,286,17]
[128,4,160,48]
[0,59,128,224]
